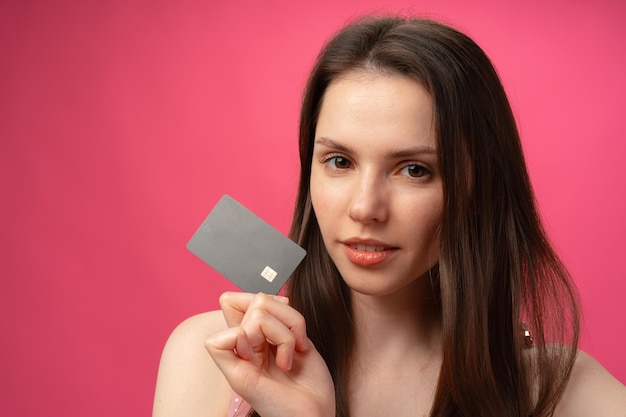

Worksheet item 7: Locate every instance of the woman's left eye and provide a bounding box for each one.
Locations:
[399,164,431,178]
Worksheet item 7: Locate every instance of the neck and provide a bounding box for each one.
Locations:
[350,274,442,364]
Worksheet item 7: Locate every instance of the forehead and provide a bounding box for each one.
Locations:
[315,70,436,150]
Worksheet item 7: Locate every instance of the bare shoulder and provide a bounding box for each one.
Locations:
[153,311,233,417]
[554,350,626,417]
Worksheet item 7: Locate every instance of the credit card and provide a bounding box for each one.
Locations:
[187,194,306,294]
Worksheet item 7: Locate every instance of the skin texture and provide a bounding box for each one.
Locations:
[310,71,442,299]
[152,72,626,417]
[310,71,445,417]
[153,311,232,417]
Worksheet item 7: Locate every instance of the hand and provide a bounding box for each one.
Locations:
[205,292,336,417]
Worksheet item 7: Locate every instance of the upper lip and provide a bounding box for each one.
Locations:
[342,237,397,249]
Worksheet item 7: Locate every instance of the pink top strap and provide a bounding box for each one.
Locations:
[227,393,252,417]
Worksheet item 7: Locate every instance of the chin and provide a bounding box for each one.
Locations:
[338,263,437,298]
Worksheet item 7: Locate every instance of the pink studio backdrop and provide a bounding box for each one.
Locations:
[1,0,624,415]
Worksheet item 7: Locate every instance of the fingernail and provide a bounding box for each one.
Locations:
[205,333,228,349]
[273,295,289,304]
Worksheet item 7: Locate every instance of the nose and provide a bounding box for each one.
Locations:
[348,171,389,224]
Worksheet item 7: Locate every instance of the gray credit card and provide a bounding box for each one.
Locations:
[187,194,306,294]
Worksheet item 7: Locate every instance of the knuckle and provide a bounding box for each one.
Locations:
[251,292,270,308]
[291,313,307,331]
[283,335,296,349]
[218,291,235,307]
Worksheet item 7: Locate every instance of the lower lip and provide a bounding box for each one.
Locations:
[343,244,395,267]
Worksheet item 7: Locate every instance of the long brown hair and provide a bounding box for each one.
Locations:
[258,16,578,417]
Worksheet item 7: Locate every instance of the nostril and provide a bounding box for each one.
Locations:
[348,191,388,224]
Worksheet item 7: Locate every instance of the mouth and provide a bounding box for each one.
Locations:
[341,239,397,267]
[350,243,388,252]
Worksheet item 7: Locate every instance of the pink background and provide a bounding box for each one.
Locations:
[1,0,624,415]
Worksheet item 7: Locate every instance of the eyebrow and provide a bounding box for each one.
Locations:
[314,137,437,159]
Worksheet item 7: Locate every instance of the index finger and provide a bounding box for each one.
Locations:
[219,292,308,352]
[219,292,289,326]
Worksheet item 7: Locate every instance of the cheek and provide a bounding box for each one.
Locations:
[309,167,339,218]
[404,194,443,249]
[311,194,337,237]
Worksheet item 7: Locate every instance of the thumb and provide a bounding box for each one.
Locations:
[205,327,254,363]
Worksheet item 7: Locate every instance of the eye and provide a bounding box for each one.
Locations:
[399,163,431,178]
[325,155,352,170]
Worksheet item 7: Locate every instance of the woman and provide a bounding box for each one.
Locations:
[153,16,626,417]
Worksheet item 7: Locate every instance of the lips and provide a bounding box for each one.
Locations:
[342,238,397,267]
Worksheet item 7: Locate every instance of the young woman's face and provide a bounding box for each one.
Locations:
[310,70,443,297]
